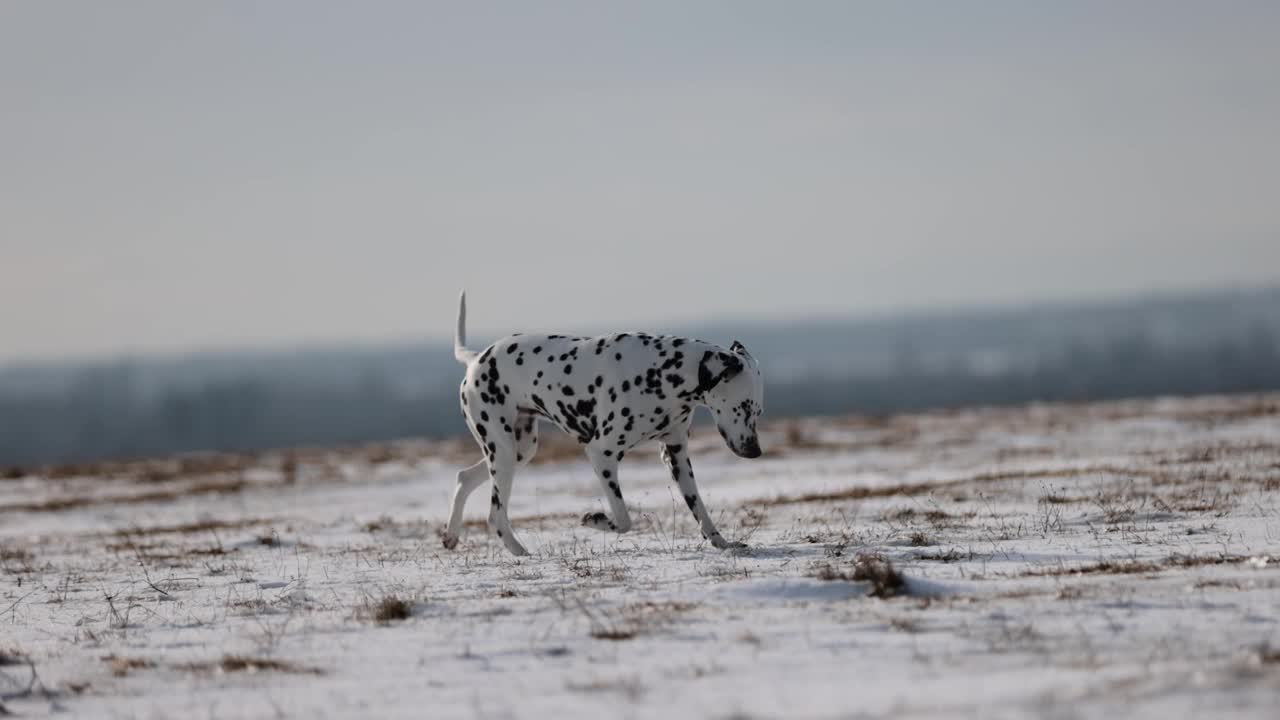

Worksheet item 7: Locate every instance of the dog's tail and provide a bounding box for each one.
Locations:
[454,291,478,365]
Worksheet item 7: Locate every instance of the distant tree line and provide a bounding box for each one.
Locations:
[0,367,462,467]
[764,327,1280,418]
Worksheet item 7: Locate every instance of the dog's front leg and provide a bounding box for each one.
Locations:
[661,439,745,550]
[581,446,632,533]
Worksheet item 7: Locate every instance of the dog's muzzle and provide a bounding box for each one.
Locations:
[738,438,762,459]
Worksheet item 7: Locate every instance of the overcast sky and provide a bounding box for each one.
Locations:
[2,1,1278,364]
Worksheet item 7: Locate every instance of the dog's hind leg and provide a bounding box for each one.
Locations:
[581,446,632,533]
[486,444,530,556]
[442,460,488,550]
[661,439,745,550]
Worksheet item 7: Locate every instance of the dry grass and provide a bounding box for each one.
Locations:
[103,517,274,538]
[1024,559,1162,577]
[908,531,934,547]
[102,655,155,677]
[812,554,907,599]
[590,628,639,641]
[102,652,324,677]
[0,476,254,513]
[373,596,413,624]
[581,600,696,641]
[852,555,907,598]
[916,548,966,563]
[39,452,257,483]
[889,617,921,633]
[177,655,324,676]
[885,507,963,528]
[1,546,34,572]
[565,676,646,700]
[1165,553,1253,568]
[757,466,1134,509]
[104,538,229,564]
[1022,553,1251,578]
[767,421,923,458]
[351,593,417,625]
[361,516,436,538]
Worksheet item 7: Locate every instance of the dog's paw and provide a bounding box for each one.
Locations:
[709,535,748,551]
[581,511,618,532]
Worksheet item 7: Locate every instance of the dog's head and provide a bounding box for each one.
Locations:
[699,341,764,459]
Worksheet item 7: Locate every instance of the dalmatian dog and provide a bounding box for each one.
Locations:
[442,291,764,556]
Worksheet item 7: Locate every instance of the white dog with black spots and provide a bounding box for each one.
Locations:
[443,292,765,556]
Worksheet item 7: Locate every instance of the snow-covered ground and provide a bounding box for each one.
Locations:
[3,393,1279,719]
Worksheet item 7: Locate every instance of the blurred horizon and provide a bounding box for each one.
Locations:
[4,1,1280,363]
[4,283,1279,467]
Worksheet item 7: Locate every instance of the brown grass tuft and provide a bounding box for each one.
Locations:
[590,628,639,641]
[178,655,324,675]
[102,654,155,677]
[1024,559,1160,577]
[812,554,907,598]
[852,555,906,598]
[908,531,934,547]
[1025,553,1253,578]
[373,596,413,624]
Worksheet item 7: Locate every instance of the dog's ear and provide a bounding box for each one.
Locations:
[729,340,753,359]
[696,350,745,396]
[719,352,745,379]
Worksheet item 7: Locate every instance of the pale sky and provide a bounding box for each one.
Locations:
[2,1,1278,364]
